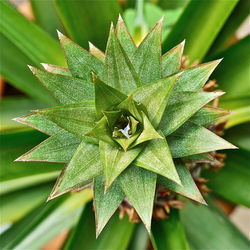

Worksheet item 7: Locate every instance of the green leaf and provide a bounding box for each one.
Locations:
[208,0,250,55]
[41,63,71,76]
[0,130,61,195]
[64,203,134,250]
[132,20,162,84]
[119,166,157,232]
[89,42,105,63]
[35,101,97,141]
[14,113,61,136]
[94,176,125,236]
[99,141,141,189]
[0,0,65,66]
[162,41,184,77]
[104,24,141,94]
[0,35,57,105]
[225,123,250,151]
[0,97,44,132]
[30,67,94,105]
[0,183,52,224]
[132,112,163,147]
[116,15,136,58]
[0,190,92,250]
[211,35,250,99]
[94,78,127,119]
[163,0,238,63]
[127,224,148,250]
[189,106,229,127]
[53,0,120,50]
[168,122,236,158]
[58,32,104,81]
[174,60,221,91]
[160,91,224,135]
[133,73,181,127]
[203,149,250,208]
[135,132,181,184]
[158,163,206,204]
[152,209,190,250]
[180,197,250,250]
[49,141,102,199]
[15,130,80,163]
[86,117,116,146]
[31,0,63,38]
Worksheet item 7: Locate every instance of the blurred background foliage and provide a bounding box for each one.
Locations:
[0,0,249,249]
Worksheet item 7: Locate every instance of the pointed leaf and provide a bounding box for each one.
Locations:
[103,110,122,128]
[119,166,157,232]
[133,73,181,127]
[162,41,184,77]
[35,101,97,141]
[30,67,94,105]
[132,20,162,84]
[86,117,116,146]
[158,164,206,204]
[160,91,224,135]
[152,209,190,250]
[117,95,142,122]
[94,78,127,119]
[174,60,221,91]
[99,141,141,189]
[89,42,105,63]
[132,112,163,147]
[104,25,141,94]
[49,141,102,199]
[14,114,61,136]
[168,122,236,158]
[58,32,104,81]
[190,106,229,127]
[116,15,136,58]
[41,63,71,76]
[15,130,80,163]
[135,132,181,185]
[94,175,125,236]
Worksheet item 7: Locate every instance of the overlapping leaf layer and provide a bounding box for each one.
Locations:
[15,17,235,236]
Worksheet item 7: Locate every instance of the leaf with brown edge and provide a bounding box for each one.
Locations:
[58,31,104,81]
[135,131,181,185]
[94,78,127,119]
[48,141,102,200]
[13,113,61,136]
[168,122,237,158]
[34,101,97,142]
[132,19,162,84]
[94,175,125,237]
[99,141,142,190]
[41,63,71,76]
[104,24,141,94]
[88,42,105,63]
[29,66,94,105]
[158,163,206,205]
[174,59,222,91]
[162,40,185,77]
[15,130,80,163]
[160,91,225,136]
[133,72,181,127]
[189,106,229,127]
[119,165,157,233]
[116,15,136,59]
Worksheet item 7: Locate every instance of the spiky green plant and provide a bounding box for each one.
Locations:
[13,16,236,236]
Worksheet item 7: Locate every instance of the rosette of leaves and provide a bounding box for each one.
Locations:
[14,17,235,236]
